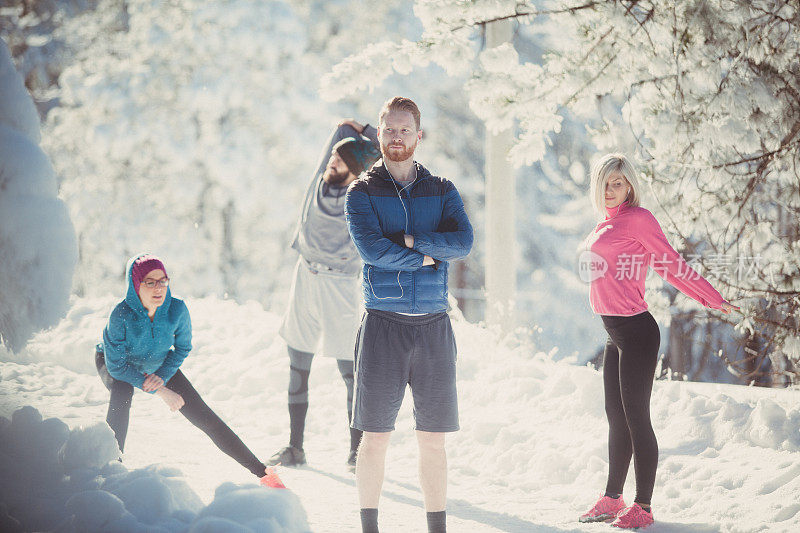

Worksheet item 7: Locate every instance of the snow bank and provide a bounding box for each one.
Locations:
[0,405,310,532]
[448,322,800,531]
[2,295,118,375]
[194,483,310,533]
[2,296,799,531]
[0,40,77,353]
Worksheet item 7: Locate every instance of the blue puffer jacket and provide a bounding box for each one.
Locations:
[101,255,192,390]
[345,161,473,313]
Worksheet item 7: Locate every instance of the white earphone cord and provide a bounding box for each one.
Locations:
[367,165,417,300]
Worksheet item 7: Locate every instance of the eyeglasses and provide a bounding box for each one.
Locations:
[141,278,169,288]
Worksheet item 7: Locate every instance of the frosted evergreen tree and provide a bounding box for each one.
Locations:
[325,0,800,383]
[40,0,320,301]
[0,39,77,352]
[24,0,483,317]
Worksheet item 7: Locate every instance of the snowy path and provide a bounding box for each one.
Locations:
[2,296,799,532]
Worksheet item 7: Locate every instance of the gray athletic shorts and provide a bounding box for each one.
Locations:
[352,309,459,433]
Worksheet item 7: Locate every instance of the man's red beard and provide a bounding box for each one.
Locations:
[323,167,350,185]
[382,141,417,162]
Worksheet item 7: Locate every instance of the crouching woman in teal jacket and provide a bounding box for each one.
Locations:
[96,254,272,482]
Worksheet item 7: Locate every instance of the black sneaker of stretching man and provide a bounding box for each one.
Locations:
[267,445,306,467]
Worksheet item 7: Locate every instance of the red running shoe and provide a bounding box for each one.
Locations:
[579,494,626,523]
[259,466,287,489]
[611,503,654,529]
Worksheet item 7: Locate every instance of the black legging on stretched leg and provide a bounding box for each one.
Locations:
[601,311,660,506]
[95,350,267,477]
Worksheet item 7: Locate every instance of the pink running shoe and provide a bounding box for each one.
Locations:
[611,503,654,529]
[579,494,626,523]
[259,466,287,489]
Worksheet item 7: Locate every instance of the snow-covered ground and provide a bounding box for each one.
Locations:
[1,296,799,532]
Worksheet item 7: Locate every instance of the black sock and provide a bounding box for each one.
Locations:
[360,508,379,533]
[350,427,363,452]
[604,492,621,499]
[288,402,308,450]
[426,511,446,533]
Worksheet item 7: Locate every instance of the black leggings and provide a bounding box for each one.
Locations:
[95,351,266,477]
[601,311,660,505]
[287,346,361,451]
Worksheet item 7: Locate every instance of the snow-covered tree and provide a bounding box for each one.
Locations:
[324,0,800,383]
[40,0,323,302]
[0,0,96,116]
[2,0,484,320]
[0,39,77,352]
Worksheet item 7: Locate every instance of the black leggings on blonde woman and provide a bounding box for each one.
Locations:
[601,311,660,506]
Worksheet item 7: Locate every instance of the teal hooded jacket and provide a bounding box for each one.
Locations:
[102,255,192,390]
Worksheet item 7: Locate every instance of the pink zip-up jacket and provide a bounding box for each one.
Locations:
[584,201,726,316]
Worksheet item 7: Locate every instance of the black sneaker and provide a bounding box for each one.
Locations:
[346,449,358,471]
[267,445,306,467]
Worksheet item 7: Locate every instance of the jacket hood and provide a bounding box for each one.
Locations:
[124,254,172,316]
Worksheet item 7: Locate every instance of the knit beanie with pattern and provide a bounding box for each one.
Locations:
[131,254,167,294]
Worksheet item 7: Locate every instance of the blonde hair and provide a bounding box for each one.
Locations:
[589,153,641,214]
[378,96,421,130]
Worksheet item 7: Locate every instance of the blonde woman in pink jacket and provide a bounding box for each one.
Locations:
[578,154,738,529]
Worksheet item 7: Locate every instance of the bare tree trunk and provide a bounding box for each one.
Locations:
[221,200,237,299]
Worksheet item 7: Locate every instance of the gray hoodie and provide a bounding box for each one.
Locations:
[290,124,379,274]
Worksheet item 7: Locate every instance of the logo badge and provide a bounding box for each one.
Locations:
[578,250,608,283]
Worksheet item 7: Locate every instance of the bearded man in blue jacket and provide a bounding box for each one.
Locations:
[345,96,473,533]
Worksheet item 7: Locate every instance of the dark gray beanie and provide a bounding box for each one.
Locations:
[333,137,381,175]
